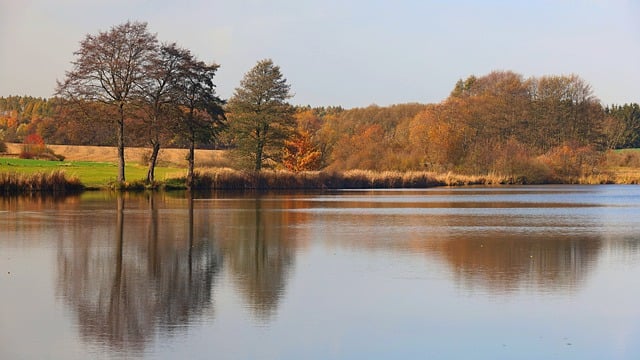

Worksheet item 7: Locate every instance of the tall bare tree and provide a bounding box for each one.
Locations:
[141,43,184,184]
[172,49,224,188]
[56,21,158,184]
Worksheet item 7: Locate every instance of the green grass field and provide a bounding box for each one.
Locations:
[0,157,185,187]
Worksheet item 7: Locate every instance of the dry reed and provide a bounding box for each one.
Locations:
[187,169,525,190]
[0,171,84,195]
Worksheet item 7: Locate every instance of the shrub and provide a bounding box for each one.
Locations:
[605,150,640,168]
[540,144,604,181]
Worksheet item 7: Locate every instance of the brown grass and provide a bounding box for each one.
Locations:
[4,143,229,167]
[185,169,520,190]
[0,171,84,194]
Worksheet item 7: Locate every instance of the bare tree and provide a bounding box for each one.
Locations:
[141,43,184,184]
[173,50,224,189]
[56,21,158,184]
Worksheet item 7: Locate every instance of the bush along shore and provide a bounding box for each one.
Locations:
[1,168,638,195]
[0,171,84,195]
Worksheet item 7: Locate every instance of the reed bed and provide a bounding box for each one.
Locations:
[0,171,84,195]
[187,169,523,190]
[191,168,640,190]
[4,167,637,194]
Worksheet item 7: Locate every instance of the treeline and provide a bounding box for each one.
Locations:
[0,96,217,147]
[311,72,640,178]
[2,74,640,181]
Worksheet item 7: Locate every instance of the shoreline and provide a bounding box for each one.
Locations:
[1,167,638,196]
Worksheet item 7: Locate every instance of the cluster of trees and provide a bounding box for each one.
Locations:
[305,72,640,180]
[2,21,640,185]
[54,21,224,186]
[0,96,58,148]
[51,21,299,187]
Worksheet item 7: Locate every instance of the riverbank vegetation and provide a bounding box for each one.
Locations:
[1,21,639,192]
[1,149,639,193]
[0,171,83,195]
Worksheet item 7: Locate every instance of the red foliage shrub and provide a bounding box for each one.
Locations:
[20,133,46,159]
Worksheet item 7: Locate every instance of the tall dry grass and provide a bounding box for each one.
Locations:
[185,169,521,190]
[0,171,84,195]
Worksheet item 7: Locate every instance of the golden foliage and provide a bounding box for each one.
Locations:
[282,129,322,172]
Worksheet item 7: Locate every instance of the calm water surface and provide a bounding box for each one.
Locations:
[1,185,639,359]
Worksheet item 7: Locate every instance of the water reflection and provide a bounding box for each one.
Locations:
[219,196,295,320]
[419,234,602,294]
[298,188,637,295]
[3,187,639,358]
[57,193,221,352]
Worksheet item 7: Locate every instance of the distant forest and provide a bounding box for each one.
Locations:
[1,71,639,178]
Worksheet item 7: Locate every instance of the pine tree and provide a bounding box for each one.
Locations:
[226,59,295,171]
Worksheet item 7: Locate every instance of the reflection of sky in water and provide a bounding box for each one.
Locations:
[1,185,640,359]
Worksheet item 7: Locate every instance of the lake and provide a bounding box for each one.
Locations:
[1,185,639,359]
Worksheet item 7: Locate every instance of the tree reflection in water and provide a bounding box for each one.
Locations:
[420,233,603,294]
[221,196,295,321]
[57,193,221,352]
[51,189,637,352]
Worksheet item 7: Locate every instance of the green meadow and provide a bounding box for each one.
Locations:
[0,157,184,188]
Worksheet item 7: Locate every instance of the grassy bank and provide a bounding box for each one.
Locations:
[0,158,184,188]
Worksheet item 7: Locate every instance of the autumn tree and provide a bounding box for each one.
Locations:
[172,50,224,188]
[226,59,295,171]
[282,129,322,171]
[282,109,324,171]
[315,103,426,171]
[50,100,118,146]
[408,103,469,172]
[21,133,46,159]
[140,43,186,184]
[0,129,6,153]
[56,21,158,184]
[528,74,604,151]
[604,103,640,149]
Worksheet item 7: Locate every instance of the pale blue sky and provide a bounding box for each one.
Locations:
[1,0,639,108]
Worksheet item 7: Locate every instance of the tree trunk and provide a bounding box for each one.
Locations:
[255,141,263,171]
[146,140,161,184]
[117,103,126,184]
[187,134,195,189]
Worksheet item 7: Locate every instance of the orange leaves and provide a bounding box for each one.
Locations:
[539,143,602,179]
[282,129,322,172]
[408,105,469,171]
[24,133,45,147]
[21,133,46,159]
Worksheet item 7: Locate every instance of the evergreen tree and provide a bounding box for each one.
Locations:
[226,59,295,171]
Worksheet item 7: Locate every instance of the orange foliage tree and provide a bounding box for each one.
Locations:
[329,124,387,170]
[21,133,46,159]
[408,102,470,172]
[282,129,322,171]
[540,143,603,180]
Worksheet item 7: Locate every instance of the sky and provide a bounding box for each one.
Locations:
[1,0,639,108]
